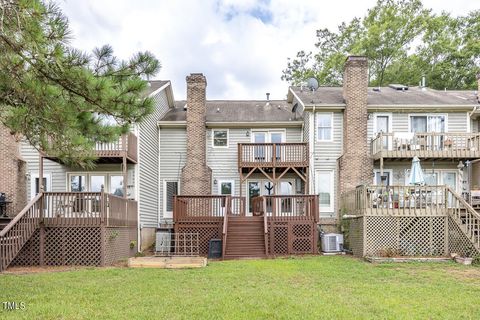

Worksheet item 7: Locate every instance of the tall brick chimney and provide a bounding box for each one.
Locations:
[338,56,373,195]
[0,124,27,216]
[181,73,212,195]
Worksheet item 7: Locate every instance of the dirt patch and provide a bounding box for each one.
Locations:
[4,265,94,275]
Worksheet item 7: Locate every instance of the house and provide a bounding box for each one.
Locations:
[1,56,479,270]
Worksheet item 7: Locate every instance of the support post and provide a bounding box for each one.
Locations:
[39,185,45,267]
[123,155,127,199]
[100,184,106,267]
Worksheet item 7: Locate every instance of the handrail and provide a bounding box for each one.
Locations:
[0,193,42,237]
[0,193,43,271]
[446,187,480,251]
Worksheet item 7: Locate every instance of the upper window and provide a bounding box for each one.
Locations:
[410,115,445,133]
[213,129,228,148]
[317,114,333,141]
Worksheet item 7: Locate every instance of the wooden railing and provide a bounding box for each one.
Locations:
[238,143,308,168]
[371,132,480,159]
[43,192,104,226]
[106,194,138,227]
[446,187,480,251]
[95,132,138,162]
[173,195,230,221]
[252,195,319,221]
[0,194,42,272]
[341,185,449,217]
[230,196,246,216]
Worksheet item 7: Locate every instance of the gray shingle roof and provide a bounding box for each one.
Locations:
[144,80,170,97]
[160,100,301,122]
[290,86,478,106]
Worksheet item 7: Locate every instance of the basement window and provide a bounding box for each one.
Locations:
[213,129,229,148]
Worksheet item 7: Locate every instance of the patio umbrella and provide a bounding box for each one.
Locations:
[408,156,426,185]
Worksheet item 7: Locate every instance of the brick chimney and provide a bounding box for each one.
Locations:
[338,56,373,195]
[181,73,212,195]
[0,124,27,216]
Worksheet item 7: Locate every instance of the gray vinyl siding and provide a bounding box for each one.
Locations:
[20,143,135,198]
[312,112,343,218]
[138,88,170,227]
[158,128,187,220]
[206,127,302,199]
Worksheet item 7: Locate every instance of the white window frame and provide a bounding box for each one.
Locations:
[66,172,124,194]
[373,169,394,186]
[316,113,333,142]
[217,179,235,196]
[373,113,392,136]
[315,170,334,213]
[408,114,448,133]
[212,129,229,148]
[250,129,286,143]
[30,173,52,199]
[163,180,180,219]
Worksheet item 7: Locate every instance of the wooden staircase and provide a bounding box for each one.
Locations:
[224,216,267,259]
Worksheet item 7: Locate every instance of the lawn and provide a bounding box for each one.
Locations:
[1,256,479,319]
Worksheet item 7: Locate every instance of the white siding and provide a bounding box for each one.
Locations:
[158,128,187,220]
[312,111,343,218]
[138,89,171,227]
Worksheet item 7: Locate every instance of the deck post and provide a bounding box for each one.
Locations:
[100,185,106,267]
[122,153,127,199]
[38,185,45,267]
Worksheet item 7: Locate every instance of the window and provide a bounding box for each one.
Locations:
[110,175,124,197]
[213,129,228,147]
[316,170,334,212]
[317,114,333,141]
[70,175,86,192]
[410,115,445,133]
[218,180,234,195]
[165,181,179,213]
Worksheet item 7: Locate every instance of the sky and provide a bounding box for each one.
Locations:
[57,0,478,100]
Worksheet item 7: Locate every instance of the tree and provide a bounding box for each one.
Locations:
[0,0,160,167]
[282,0,479,90]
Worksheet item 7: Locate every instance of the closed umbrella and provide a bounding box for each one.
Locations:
[408,156,426,186]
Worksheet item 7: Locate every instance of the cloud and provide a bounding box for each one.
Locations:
[57,0,476,100]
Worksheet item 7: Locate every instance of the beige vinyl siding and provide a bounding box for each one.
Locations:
[206,127,302,199]
[20,143,135,198]
[158,127,187,220]
[313,111,343,218]
[138,89,170,227]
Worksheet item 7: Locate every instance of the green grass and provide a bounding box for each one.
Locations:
[1,256,480,319]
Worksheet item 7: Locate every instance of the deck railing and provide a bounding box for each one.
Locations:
[238,143,308,168]
[0,194,42,272]
[371,132,480,159]
[95,132,138,162]
[251,195,319,221]
[173,195,231,221]
[341,185,449,217]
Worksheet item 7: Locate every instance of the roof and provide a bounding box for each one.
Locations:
[144,80,170,97]
[160,100,301,123]
[290,86,478,106]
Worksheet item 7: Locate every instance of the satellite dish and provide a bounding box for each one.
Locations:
[307,77,319,91]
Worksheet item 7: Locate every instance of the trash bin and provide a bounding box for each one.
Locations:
[208,239,222,259]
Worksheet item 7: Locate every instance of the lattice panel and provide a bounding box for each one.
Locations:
[363,216,447,257]
[104,227,137,265]
[175,222,221,255]
[291,223,314,253]
[271,223,288,255]
[11,229,40,266]
[344,217,364,257]
[448,217,479,258]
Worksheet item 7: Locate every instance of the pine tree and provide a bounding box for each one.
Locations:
[0,0,160,167]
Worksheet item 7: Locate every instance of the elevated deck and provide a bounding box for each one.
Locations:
[371,132,480,161]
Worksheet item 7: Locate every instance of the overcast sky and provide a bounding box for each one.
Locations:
[57,0,477,100]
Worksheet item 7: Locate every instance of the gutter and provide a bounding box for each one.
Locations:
[156,121,304,128]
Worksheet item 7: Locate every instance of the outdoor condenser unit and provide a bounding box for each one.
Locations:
[321,233,344,253]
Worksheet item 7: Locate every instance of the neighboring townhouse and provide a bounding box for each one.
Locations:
[15,80,175,250]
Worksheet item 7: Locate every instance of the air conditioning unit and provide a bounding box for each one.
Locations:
[321,233,344,253]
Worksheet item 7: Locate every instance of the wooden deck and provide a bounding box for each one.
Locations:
[238,143,308,168]
[371,132,480,160]
[173,195,319,258]
[0,192,138,271]
[44,132,138,164]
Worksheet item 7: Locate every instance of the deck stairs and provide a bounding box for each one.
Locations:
[0,194,42,272]
[224,216,267,259]
[448,189,480,255]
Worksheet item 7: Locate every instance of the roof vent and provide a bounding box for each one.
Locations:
[388,84,409,91]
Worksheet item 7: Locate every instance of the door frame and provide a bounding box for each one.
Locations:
[245,178,296,214]
[30,173,52,199]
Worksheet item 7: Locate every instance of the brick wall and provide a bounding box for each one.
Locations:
[0,124,27,216]
[338,56,373,196]
[181,73,212,195]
